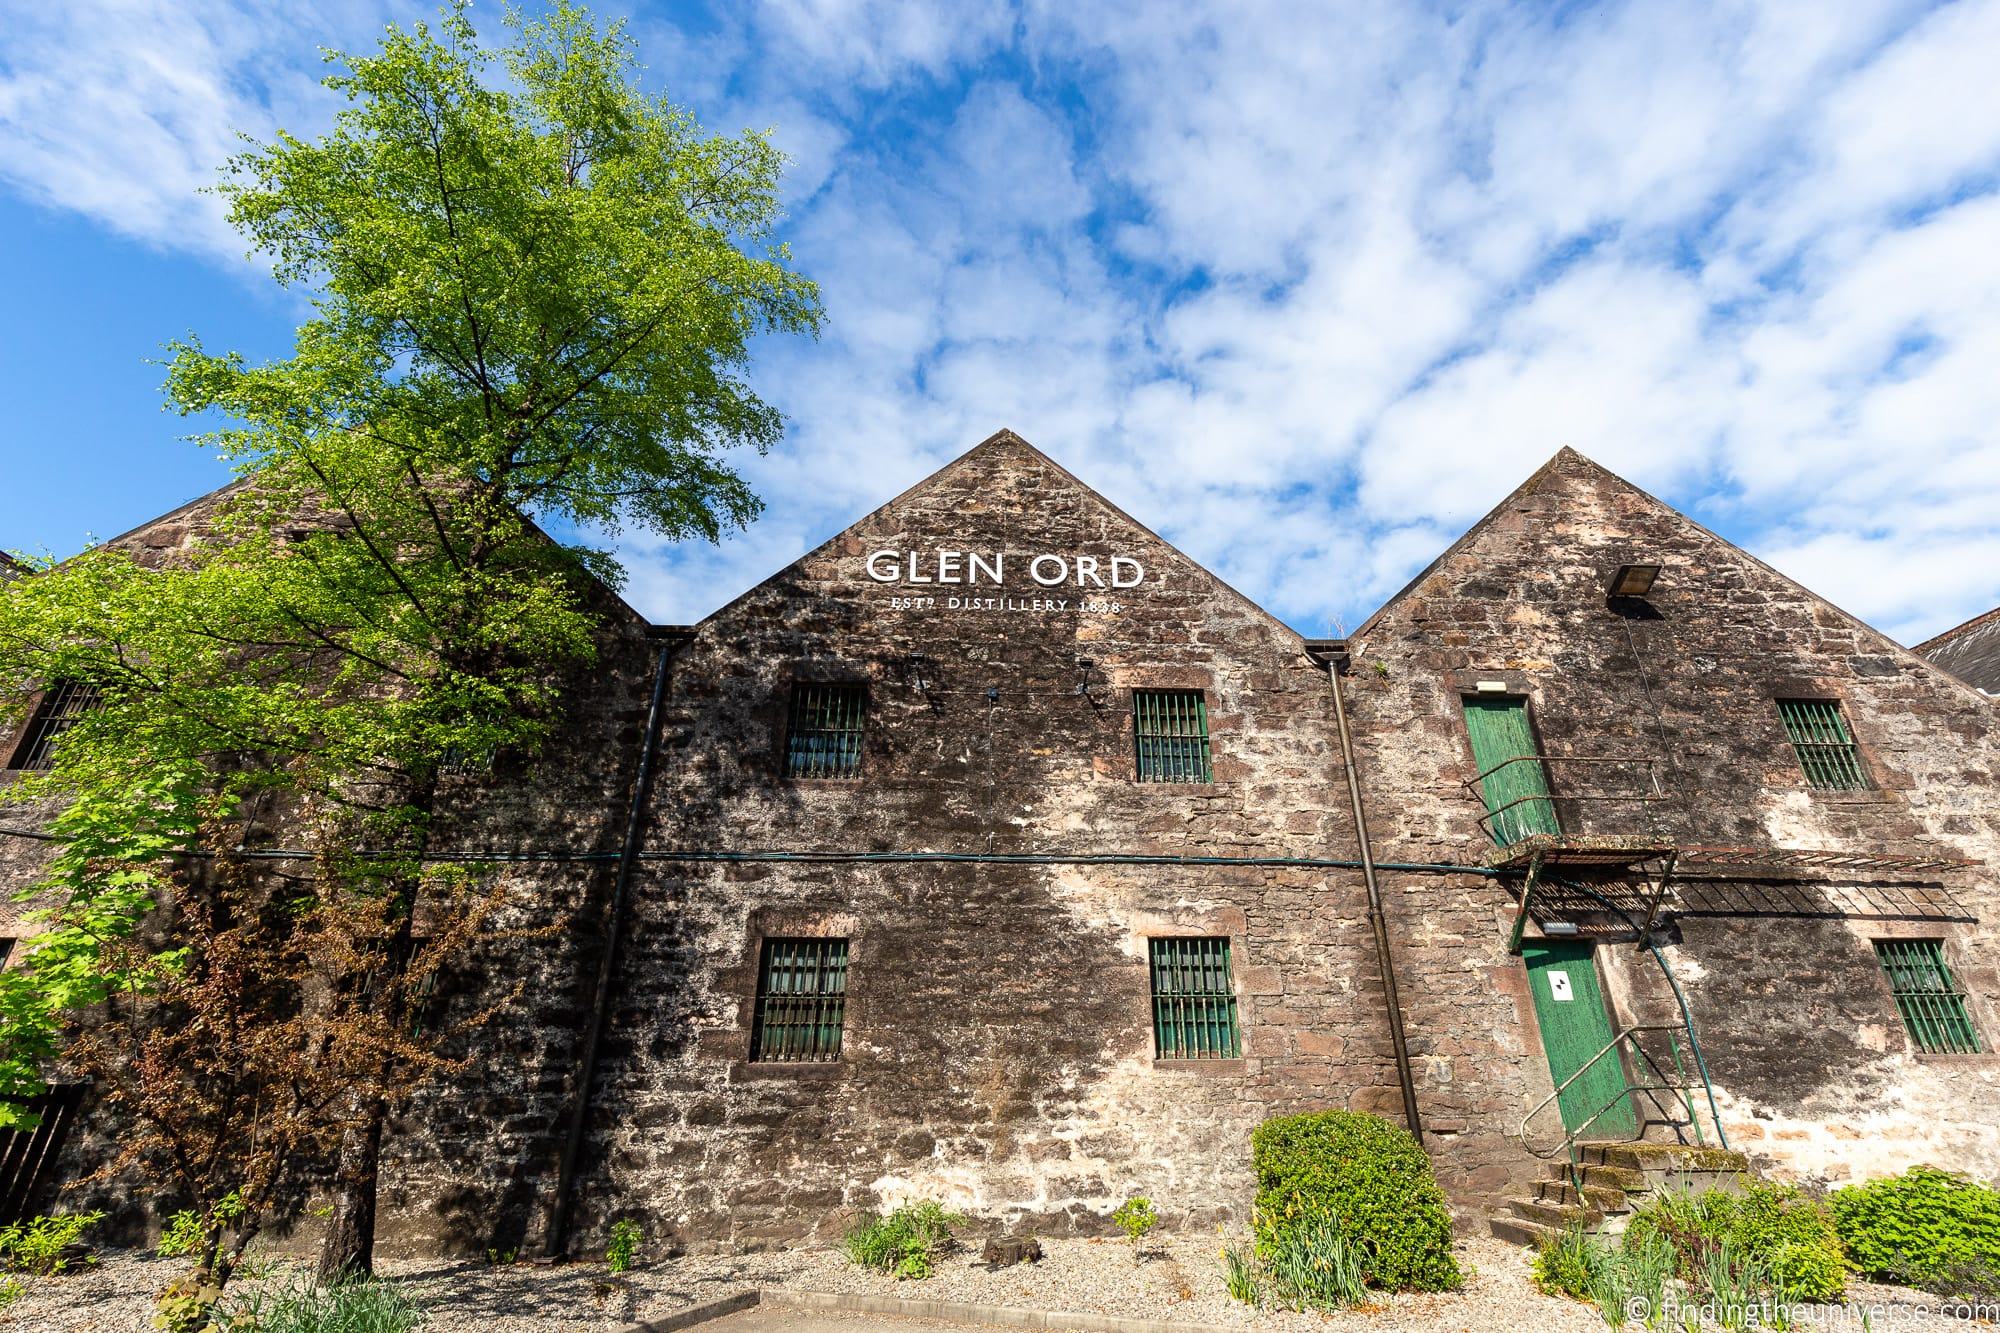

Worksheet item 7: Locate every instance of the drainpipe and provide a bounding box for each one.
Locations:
[1308,640,1424,1143]
[545,629,682,1257]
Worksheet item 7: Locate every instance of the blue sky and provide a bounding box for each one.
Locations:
[2,1,1998,644]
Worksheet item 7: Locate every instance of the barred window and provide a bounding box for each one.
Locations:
[1134,689,1212,783]
[1149,936,1240,1060]
[1875,939,1981,1055]
[784,683,867,779]
[8,680,100,771]
[750,937,849,1063]
[1777,699,1870,791]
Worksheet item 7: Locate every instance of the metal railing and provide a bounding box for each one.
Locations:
[1464,754,1668,845]
[1519,1023,1725,1165]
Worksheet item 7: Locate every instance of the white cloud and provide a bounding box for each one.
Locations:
[5,0,1999,641]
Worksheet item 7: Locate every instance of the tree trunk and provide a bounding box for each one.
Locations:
[318,1099,385,1281]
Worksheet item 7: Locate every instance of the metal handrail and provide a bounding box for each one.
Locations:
[1519,1023,1713,1160]
[1466,754,1668,844]
[1462,753,1663,792]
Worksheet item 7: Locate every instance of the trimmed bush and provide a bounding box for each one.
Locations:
[1832,1166,2000,1300]
[1250,1109,1461,1292]
[1625,1181,1846,1304]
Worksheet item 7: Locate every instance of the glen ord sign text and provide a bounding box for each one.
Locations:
[865,548,1146,615]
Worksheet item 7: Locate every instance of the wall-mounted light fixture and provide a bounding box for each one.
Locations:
[1074,656,1095,696]
[1608,563,1662,598]
[1541,921,1581,937]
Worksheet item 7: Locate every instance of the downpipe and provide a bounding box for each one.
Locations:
[1321,648,1425,1143]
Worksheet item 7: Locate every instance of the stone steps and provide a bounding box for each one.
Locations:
[1489,1142,1753,1245]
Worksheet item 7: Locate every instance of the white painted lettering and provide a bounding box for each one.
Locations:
[968,552,1003,585]
[936,550,963,584]
[1111,556,1144,588]
[867,550,901,582]
[1030,554,1067,586]
[906,551,932,584]
[1075,555,1104,587]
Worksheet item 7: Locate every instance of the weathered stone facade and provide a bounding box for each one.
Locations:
[6,432,1998,1258]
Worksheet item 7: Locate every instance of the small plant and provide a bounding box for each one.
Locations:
[483,1247,517,1266]
[1111,1197,1158,1247]
[606,1218,643,1274]
[0,1276,23,1309]
[0,1210,104,1276]
[159,1190,246,1259]
[1702,1239,1776,1332]
[843,1201,964,1281]
[1219,1235,1261,1306]
[1531,1222,1604,1300]
[1262,1211,1369,1312]
[222,1271,428,1333]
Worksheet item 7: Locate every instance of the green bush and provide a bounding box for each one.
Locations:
[1626,1182,1845,1304]
[1111,1197,1158,1245]
[1832,1166,2000,1301]
[843,1201,964,1280]
[606,1218,642,1274]
[0,1211,103,1276]
[1250,1109,1460,1292]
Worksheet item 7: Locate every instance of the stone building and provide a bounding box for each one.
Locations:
[3,431,1996,1256]
[1918,607,2000,696]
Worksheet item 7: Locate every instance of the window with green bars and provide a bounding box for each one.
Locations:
[750,937,849,1062]
[1134,689,1212,783]
[1776,699,1871,791]
[1874,939,1982,1055]
[784,683,867,779]
[1149,936,1240,1060]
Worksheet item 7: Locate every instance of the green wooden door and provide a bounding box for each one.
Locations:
[1462,695,1560,845]
[1523,940,1637,1138]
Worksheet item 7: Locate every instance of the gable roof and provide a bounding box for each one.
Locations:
[1914,606,2000,695]
[0,552,25,581]
[691,428,1308,643]
[1353,446,1996,705]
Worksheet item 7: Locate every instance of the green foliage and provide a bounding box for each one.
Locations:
[154,1273,227,1333]
[160,1190,246,1258]
[0,1210,102,1276]
[1532,1223,1602,1300]
[1832,1166,2000,1301]
[1111,1196,1158,1245]
[1625,1182,1845,1305]
[0,1275,23,1308]
[1262,1212,1369,1312]
[0,0,817,1285]
[1250,1109,1461,1292]
[222,1271,428,1333]
[1218,1237,1261,1305]
[843,1201,964,1281]
[1591,1231,1675,1329]
[606,1218,642,1274]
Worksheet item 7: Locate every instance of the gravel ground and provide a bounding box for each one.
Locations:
[1,1233,1981,1332]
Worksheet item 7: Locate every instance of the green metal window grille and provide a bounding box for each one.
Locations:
[750,937,849,1063]
[1875,939,1981,1055]
[9,680,99,771]
[1777,699,1870,791]
[1149,936,1240,1060]
[784,683,867,779]
[1134,690,1212,783]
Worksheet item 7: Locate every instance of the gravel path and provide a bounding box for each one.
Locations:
[0,1234,1976,1332]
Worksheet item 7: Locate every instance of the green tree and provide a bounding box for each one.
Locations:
[0,0,817,1288]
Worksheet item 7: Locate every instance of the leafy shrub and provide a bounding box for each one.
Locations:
[1626,1182,1845,1304]
[1532,1223,1603,1299]
[1250,1109,1460,1292]
[1832,1166,2000,1301]
[0,1211,103,1276]
[606,1218,642,1274]
[158,1190,246,1259]
[1263,1212,1368,1312]
[843,1201,964,1280]
[0,1276,22,1309]
[223,1272,428,1333]
[1111,1197,1158,1245]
